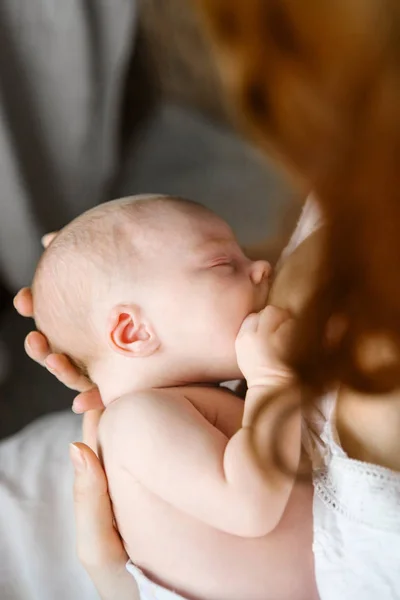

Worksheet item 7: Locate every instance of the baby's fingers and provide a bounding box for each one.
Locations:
[259,305,291,334]
[237,313,261,337]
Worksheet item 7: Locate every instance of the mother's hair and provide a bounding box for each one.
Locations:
[194,0,400,394]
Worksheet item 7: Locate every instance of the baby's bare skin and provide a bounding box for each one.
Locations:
[97,232,321,600]
[100,385,317,600]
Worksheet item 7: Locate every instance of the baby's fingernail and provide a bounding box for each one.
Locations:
[239,314,258,333]
[69,443,86,471]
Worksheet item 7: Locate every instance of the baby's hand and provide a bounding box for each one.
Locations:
[235,306,294,389]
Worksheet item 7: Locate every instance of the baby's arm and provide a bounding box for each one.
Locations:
[99,308,300,539]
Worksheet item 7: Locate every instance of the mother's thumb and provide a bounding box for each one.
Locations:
[69,443,115,567]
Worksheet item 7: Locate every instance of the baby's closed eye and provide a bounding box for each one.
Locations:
[212,262,237,276]
[213,260,234,269]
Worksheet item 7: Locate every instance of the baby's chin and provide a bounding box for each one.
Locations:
[216,363,243,384]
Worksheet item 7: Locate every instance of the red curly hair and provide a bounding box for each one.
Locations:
[194,0,400,394]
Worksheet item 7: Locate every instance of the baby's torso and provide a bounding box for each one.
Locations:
[102,386,317,600]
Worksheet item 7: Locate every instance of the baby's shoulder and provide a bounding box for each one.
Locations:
[100,385,239,434]
[98,388,188,454]
[102,387,185,420]
[100,386,214,429]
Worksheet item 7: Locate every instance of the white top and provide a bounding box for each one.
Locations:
[310,391,400,600]
[287,199,400,600]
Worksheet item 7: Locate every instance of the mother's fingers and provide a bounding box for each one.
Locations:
[70,443,139,600]
[82,409,104,454]
[45,353,93,392]
[24,335,94,393]
[73,387,104,414]
[41,231,58,248]
[24,331,51,365]
[13,288,34,318]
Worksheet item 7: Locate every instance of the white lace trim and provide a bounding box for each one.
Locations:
[314,457,400,532]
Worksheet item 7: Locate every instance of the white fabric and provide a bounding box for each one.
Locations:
[0,412,99,600]
[309,394,400,600]
[126,562,187,600]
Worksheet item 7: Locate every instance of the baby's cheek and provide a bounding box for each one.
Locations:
[223,306,248,342]
[210,285,251,338]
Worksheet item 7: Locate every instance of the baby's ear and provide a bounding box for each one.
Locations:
[107,305,160,358]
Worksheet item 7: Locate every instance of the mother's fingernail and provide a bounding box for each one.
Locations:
[26,335,41,352]
[45,356,59,374]
[69,443,86,471]
[71,399,84,414]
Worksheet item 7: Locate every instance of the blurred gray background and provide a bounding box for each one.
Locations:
[0,0,292,439]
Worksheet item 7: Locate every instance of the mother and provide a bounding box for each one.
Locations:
[195,0,400,393]
[12,0,400,598]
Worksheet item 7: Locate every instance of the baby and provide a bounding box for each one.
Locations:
[32,195,400,600]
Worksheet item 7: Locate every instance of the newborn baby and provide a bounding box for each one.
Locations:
[33,194,400,600]
[33,195,317,600]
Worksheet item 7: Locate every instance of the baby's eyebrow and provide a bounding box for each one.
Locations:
[196,237,237,254]
[193,239,243,266]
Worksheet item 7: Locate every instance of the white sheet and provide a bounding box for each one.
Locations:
[0,412,98,600]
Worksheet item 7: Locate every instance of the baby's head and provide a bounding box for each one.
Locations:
[33,195,271,403]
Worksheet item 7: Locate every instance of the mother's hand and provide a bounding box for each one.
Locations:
[13,233,102,413]
[70,410,140,599]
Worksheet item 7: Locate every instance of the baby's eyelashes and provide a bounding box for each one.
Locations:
[205,254,235,269]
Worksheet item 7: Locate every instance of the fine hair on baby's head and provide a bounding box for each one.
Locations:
[32,194,213,380]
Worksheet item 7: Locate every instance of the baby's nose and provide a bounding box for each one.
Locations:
[250,260,272,285]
